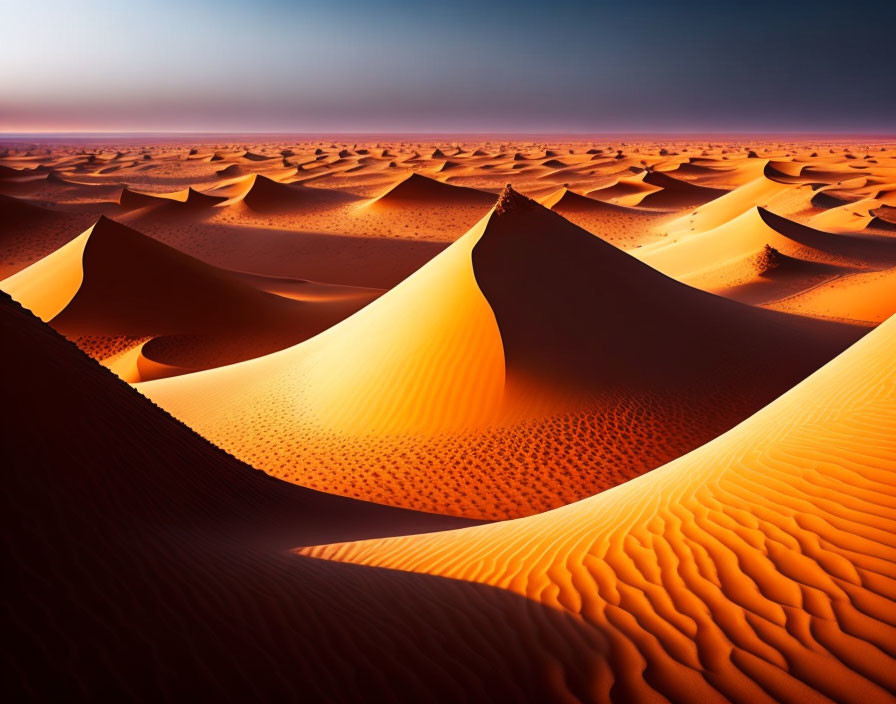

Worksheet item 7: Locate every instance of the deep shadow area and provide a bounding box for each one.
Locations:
[1,293,607,702]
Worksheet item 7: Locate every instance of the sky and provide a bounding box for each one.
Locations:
[1,0,894,134]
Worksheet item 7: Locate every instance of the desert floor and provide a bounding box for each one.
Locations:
[3,135,895,702]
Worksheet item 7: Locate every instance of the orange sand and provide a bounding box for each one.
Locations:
[136,188,863,519]
[304,313,896,703]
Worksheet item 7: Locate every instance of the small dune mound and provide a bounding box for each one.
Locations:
[639,169,728,207]
[239,174,352,213]
[1,217,373,379]
[643,206,896,281]
[664,175,795,234]
[119,186,226,211]
[434,160,462,172]
[811,188,853,208]
[370,173,496,208]
[586,171,663,206]
[750,243,785,274]
[215,163,245,177]
[0,192,54,225]
[181,187,228,209]
[538,187,616,212]
[762,160,809,183]
[119,186,167,209]
[872,204,896,226]
[537,187,662,241]
[45,170,80,185]
[538,187,656,217]
[0,164,38,179]
[429,148,446,159]
[242,151,275,162]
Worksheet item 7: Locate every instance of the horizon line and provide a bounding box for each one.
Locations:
[3,129,896,140]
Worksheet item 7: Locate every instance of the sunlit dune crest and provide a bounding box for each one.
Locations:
[137,183,864,519]
[1,215,381,380]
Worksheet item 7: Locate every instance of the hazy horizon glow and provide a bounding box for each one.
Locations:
[2,0,894,133]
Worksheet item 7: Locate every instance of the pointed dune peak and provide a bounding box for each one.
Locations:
[2,216,282,335]
[493,183,536,215]
[537,187,648,215]
[139,201,863,519]
[183,186,228,208]
[216,163,245,177]
[371,172,495,207]
[119,186,225,211]
[240,174,352,212]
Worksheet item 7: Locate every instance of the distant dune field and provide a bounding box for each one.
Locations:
[3,136,895,702]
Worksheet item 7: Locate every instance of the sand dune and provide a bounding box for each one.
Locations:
[638,206,896,313]
[138,189,862,519]
[370,172,496,208]
[3,293,503,702]
[236,173,355,212]
[537,186,678,246]
[0,192,111,278]
[2,216,379,380]
[637,169,728,208]
[586,171,663,206]
[664,175,795,234]
[809,198,892,233]
[119,185,228,211]
[769,267,896,324]
[304,313,896,703]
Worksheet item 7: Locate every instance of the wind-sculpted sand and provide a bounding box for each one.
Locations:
[304,313,896,703]
[2,136,895,702]
[1,216,381,380]
[136,188,863,519]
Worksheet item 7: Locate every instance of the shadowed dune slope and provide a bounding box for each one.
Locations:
[1,217,378,378]
[2,294,537,703]
[138,189,863,519]
[637,207,896,311]
[237,173,355,212]
[0,193,99,278]
[641,207,896,274]
[639,169,728,207]
[2,215,296,331]
[119,185,228,211]
[305,314,896,704]
[371,172,496,207]
[665,175,794,233]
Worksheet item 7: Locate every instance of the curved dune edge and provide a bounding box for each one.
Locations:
[1,227,90,321]
[2,216,382,380]
[303,314,896,703]
[768,267,896,324]
[637,206,896,284]
[140,212,507,436]
[368,172,496,208]
[137,189,863,519]
[664,175,795,234]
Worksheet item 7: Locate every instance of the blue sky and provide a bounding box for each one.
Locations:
[1,0,894,133]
